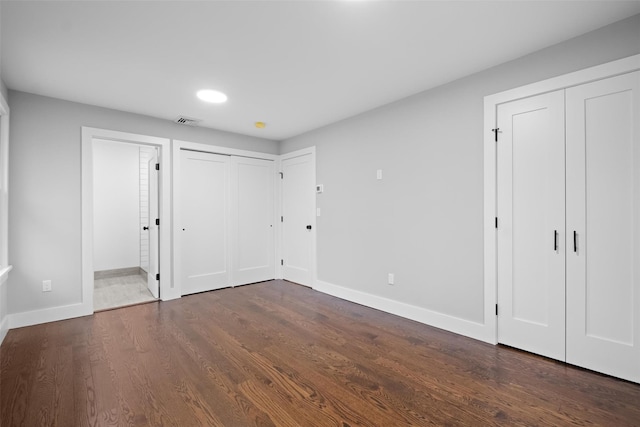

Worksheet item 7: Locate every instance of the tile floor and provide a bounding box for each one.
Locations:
[94,273,157,311]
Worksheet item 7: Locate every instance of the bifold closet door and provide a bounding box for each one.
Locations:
[179,150,229,295]
[496,90,566,361]
[230,157,275,286]
[566,71,640,382]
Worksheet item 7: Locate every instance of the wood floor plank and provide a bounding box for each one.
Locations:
[2,280,640,426]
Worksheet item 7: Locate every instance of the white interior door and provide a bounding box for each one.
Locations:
[230,156,275,286]
[147,149,159,298]
[497,90,566,361]
[281,153,314,286]
[179,150,229,295]
[566,71,640,382]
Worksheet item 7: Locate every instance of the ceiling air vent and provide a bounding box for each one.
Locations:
[174,116,202,126]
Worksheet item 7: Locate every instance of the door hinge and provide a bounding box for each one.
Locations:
[279,172,283,179]
[491,128,500,142]
[281,216,283,223]
[156,273,160,281]
[495,217,498,229]
[495,304,498,316]
[155,163,160,171]
[281,259,284,266]
[155,218,160,226]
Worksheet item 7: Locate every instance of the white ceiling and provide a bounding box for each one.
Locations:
[2,1,640,141]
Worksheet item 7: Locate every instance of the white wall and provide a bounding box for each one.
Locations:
[7,92,278,316]
[93,139,140,272]
[281,14,640,327]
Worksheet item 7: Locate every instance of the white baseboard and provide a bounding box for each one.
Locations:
[8,302,92,330]
[314,280,494,344]
[0,315,8,345]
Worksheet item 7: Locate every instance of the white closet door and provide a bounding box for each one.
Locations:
[282,154,314,287]
[497,90,566,361]
[230,157,275,286]
[566,71,640,382]
[179,150,229,295]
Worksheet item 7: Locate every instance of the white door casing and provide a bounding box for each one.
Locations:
[179,150,230,295]
[281,152,315,287]
[230,156,276,286]
[147,149,160,299]
[566,71,640,382]
[496,90,566,361]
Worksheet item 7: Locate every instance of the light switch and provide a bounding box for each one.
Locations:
[377,169,383,180]
[317,208,321,217]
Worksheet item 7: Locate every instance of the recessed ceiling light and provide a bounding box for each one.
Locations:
[197,89,227,103]
[255,122,266,129]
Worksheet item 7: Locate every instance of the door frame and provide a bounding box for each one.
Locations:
[81,127,173,313]
[278,146,316,286]
[172,139,278,296]
[147,148,160,298]
[484,54,640,344]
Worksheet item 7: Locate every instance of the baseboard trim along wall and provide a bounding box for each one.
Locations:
[8,302,92,330]
[314,280,494,344]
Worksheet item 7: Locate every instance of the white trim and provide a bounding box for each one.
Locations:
[315,280,494,344]
[0,90,10,345]
[172,139,279,161]
[279,146,317,287]
[82,127,175,314]
[0,267,10,345]
[0,90,9,270]
[484,54,640,345]
[8,303,89,330]
[0,265,12,282]
[172,139,279,297]
[0,316,8,345]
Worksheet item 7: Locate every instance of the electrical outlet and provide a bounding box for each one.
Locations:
[42,280,52,292]
[388,273,394,285]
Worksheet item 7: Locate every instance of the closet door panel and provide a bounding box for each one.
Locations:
[230,157,275,286]
[566,71,640,382]
[179,150,230,295]
[497,90,566,361]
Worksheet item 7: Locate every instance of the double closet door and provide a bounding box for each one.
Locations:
[178,150,275,296]
[497,71,640,382]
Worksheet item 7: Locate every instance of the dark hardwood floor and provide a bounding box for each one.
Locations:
[1,280,639,426]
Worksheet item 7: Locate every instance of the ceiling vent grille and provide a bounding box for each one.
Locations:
[174,116,202,126]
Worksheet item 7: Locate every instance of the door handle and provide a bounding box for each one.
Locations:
[306,225,312,230]
[554,230,558,251]
[143,226,149,231]
[573,231,578,253]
